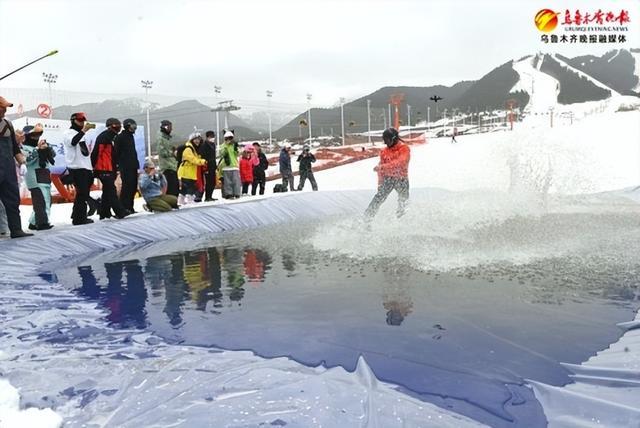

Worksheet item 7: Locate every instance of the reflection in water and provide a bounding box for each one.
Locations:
[77,260,147,329]
[69,237,638,428]
[382,267,414,326]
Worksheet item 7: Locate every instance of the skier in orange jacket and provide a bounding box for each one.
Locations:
[365,127,410,219]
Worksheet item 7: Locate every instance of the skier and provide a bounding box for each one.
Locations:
[364,127,410,219]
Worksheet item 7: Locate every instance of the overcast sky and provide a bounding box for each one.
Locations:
[0,0,638,109]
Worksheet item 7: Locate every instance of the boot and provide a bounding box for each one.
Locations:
[11,230,33,238]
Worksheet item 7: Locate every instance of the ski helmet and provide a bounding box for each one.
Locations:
[382,127,400,147]
[123,118,137,131]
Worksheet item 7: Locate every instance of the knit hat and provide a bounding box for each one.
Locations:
[189,132,202,141]
[144,160,156,169]
[224,130,234,139]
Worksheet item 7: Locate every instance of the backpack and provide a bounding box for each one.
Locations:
[175,143,188,168]
[273,183,288,193]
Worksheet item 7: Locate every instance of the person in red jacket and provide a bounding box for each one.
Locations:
[239,146,256,195]
[365,127,410,219]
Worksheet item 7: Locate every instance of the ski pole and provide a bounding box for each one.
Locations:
[0,50,59,81]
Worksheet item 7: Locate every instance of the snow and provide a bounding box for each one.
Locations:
[511,55,560,114]
[607,49,621,63]
[0,379,62,428]
[631,50,640,93]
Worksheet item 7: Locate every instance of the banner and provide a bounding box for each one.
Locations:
[11,117,146,175]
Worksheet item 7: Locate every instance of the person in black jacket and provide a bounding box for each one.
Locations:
[114,118,140,213]
[251,142,269,195]
[91,118,129,219]
[199,130,217,201]
[297,145,318,191]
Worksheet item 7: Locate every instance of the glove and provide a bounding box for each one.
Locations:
[19,164,27,176]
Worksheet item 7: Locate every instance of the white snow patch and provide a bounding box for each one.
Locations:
[511,55,559,114]
[0,379,62,428]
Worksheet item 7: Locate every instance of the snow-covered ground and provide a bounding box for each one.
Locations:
[2,99,640,427]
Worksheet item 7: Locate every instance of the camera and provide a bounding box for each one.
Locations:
[152,173,161,182]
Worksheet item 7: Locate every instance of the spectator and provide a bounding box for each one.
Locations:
[199,130,217,201]
[217,130,241,199]
[279,143,295,191]
[177,132,207,205]
[0,96,32,238]
[22,124,55,230]
[115,118,140,213]
[251,142,268,195]
[156,120,179,196]
[91,118,129,219]
[296,144,318,191]
[239,146,256,195]
[139,160,178,212]
[62,112,95,226]
[364,127,410,219]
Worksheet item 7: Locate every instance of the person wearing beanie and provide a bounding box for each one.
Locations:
[278,142,295,191]
[0,96,32,238]
[91,118,129,220]
[199,130,217,201]
[177,132,207,204]
[114,118,140,213]
[156,119,179,196]
[21,124,55,230]
[296,144,318,191]
[63,112,96,226]
[216,129,241,199]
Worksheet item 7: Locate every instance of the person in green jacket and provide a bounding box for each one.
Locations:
[156,120,178,196]
[217,129,241,199]
[22,124,55,230]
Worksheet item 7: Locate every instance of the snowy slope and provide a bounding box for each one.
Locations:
[511,55,559,114]
[632,50,640,92]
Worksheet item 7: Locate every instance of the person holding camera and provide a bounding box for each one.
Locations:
[156,120,179,197]
[139,160,179,212]
[63,112,96,226]
[22,124,55,230]
[91,118,130,220]
[296,144,318,191]
[115,118,140,213]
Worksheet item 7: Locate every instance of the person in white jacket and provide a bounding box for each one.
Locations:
[63,112,95,225]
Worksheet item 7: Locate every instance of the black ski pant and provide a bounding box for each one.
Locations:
[0,168,22,234]
[70,168,93,224]
[364,177,409,219]
[297,170,318,191]
[29,187,48,226]
[163,169,179,197]
[252,170,265,195]
[203,167,217,200]
[96,172,127,218]
[119,168,138,212]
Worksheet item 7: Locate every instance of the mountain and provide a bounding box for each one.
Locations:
[274,82,474,139]
[274,48,639,138]
[558,49,639,96]
[10,99,262,148]
[540,54,612,104]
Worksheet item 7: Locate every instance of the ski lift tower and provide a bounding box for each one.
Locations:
[390,93,405,130]
[213,100,241,129]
